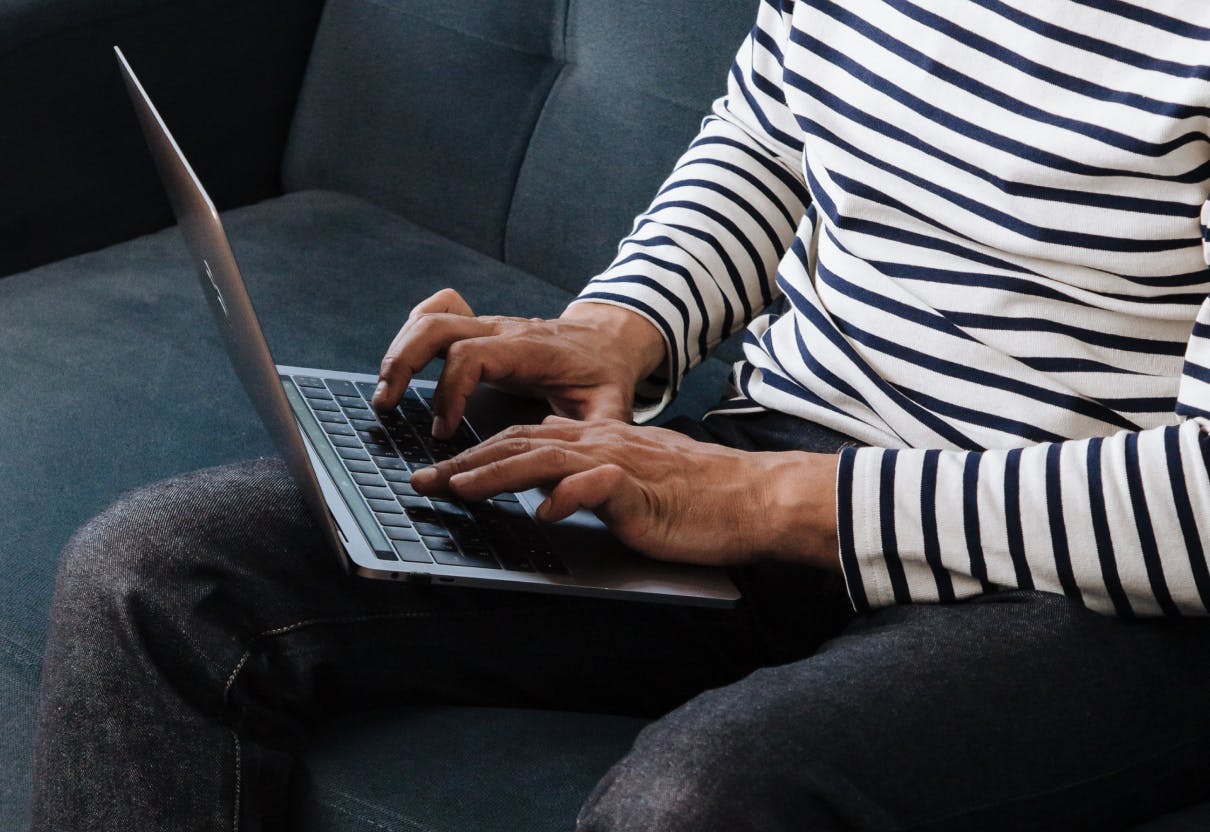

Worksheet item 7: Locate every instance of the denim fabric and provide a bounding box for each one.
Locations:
[31,411,1210,831]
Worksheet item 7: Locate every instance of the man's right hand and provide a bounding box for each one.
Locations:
[372,289,667,438]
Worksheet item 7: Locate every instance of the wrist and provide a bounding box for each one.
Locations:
[561,301,667,384]
[758,451,841,570]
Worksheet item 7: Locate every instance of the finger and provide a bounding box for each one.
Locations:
[374,315,493,411]
[412,427,582,494]
[430,334,550,438]
[445,446,601,503]
[536,463,637,523]
[408,287,474,320]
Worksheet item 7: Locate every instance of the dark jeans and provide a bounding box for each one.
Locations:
[31,411,1210,831]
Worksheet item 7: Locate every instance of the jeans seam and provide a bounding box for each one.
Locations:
[231,731,242,832]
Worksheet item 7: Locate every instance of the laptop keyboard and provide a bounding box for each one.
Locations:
[284,374,567,575]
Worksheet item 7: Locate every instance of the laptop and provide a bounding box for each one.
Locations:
[114,47,739,607]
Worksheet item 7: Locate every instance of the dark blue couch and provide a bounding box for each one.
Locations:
[1,1,1207,829]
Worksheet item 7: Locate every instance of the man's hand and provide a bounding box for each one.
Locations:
[373,289,666,438]
[411,417,841,570]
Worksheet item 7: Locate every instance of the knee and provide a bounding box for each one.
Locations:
[50,460,310,687]
[576,682,850,832]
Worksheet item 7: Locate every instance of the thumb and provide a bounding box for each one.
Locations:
[538,464,642,525]
[576,387,634,423]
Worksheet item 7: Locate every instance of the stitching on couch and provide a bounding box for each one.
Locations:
[350,0,554,60]
[313,784,442,832]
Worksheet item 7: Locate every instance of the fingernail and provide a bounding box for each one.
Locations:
[411,467,435,484]
[373,380,387,402]
[431,416,446,438]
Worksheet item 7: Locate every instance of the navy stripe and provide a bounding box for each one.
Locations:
[837,316,1140,432]
[941,311,1188,357]
[728,62,802,154]
[1086,438,1133,617]
[800,115,1196,252]
[891,383,1067,445]
[655,179,787,255]
[962,452,989,585]
[1163,426,1210,612]
[812,0,1210,158]
[972,0,1210,79]
[1003,448,1035,591]
[888,0,1210,120]
[790,25,1210,185]
[1045,443,1082,603]
[1123,433,1181,617]
[632,216,757,320]
[1016,357,1135,375]
[784,60,1198,217]
[920,449,956,602]
[678,156,800,228]
[693,134,813,205]
[1067,0,1210,41]
[1182,359,1210,385]
[836,447,870,612]
[879,450,912,604]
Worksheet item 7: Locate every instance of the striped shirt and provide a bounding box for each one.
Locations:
[571,0,1210,617]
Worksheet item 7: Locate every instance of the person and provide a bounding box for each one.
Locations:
[31,1,1210,829]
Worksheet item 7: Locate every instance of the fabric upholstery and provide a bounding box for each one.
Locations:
[0,189,731,830]
[0,0,324,277]
[283,0,564,259]
[300,707,646,832]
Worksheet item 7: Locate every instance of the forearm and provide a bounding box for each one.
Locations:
[838,420,1210,618]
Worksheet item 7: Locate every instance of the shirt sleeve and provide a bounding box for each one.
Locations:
[568,0,811,422]
[836,291,1210,618]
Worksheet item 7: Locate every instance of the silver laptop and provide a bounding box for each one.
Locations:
[115,47,739,607]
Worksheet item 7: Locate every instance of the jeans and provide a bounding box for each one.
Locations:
[30,410,1210,831]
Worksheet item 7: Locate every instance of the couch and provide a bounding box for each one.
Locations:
[1,0,1207,829]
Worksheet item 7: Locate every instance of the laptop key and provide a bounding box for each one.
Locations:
[360,485,395,502]
[345,407,375,422]
[380,468,411,483]
[309,399,340,412]
[430,547,501,570]
[356,382,379,401]
[492,492,520,503]
[329,434,362,448]
[295,376,326,389]
[345,459,378,474]
[326,379,358,398]
[374,457,407,471]
[315,410,346,424]
[397,495,429,510]
[389,480,418,496]
[363,442,395,457]
[368,499,403,514]
[376,513,412,528]
[392,540,432,563]
[422,536,457,552]
[339,447,373,461]
[322,423,355,437]
[494,546,535,572]
[352,472,387,488]
[414,522,448,537]
[349,419,379,431]
[302,387,334,401]
[384,525,421,542]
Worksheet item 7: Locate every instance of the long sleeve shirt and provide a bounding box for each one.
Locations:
[570,0,1210,617]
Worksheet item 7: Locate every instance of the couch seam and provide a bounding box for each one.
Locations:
[312,784,441,832]
[349,0,554,60]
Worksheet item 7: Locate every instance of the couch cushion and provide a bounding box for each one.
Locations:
[503,1,757,294]
[282,0,564,259]
[300,707,646,832]
[0,188,731,828]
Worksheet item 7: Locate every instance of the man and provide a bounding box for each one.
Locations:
[32,1,1210,829]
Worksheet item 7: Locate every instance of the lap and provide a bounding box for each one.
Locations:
[583,590,1210,831]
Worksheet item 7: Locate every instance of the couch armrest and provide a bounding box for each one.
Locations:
[0,0,324,277]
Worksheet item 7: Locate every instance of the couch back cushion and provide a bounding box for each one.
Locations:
[283,0,757,290]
